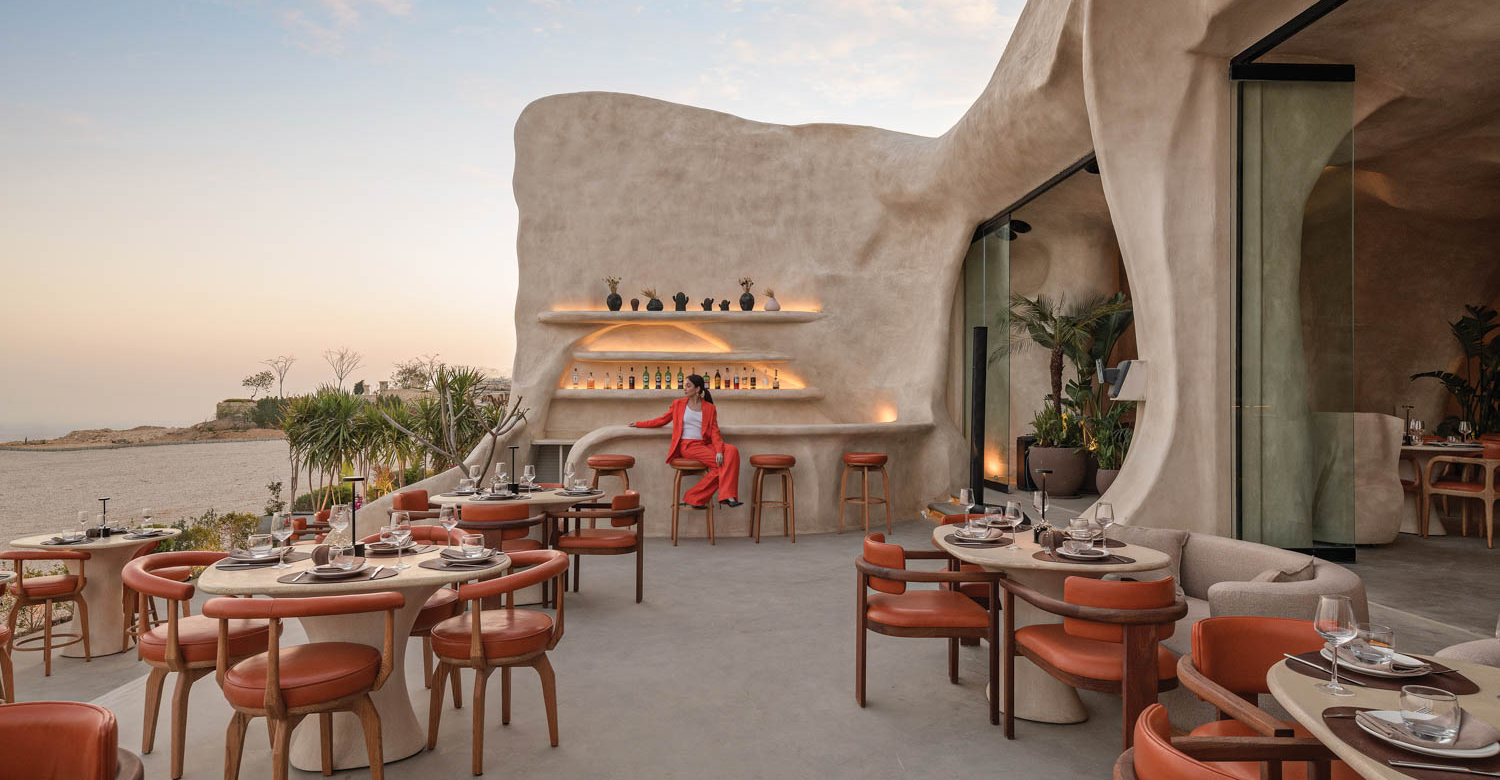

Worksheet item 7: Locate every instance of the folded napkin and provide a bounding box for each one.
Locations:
[46,536,88,545]
[1356,709,1500,751]
[1336,646,1431,674]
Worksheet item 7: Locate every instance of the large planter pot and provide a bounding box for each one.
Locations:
[1095,468,1120,496]
[1027,447,1087,498]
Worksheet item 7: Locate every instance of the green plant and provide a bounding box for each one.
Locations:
[1030,405,1083,448]
[264,481,285,516]
[241,370,275,399]
[251,396,285,428]
[1411,304,1500,434]
[1088,401,1135,469]
[1007,293,1132,415]
[353,379,367,395]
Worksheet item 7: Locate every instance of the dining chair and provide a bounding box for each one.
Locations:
[1114,704,1335,780]
[1423,439,1500,546]
[2,549,92,676]
[122,551,276,780]
[459,504,548,552]
[290,510,331,543]
[549,490,645,603]
[202,591,406,780]
[358,524,467,696]
[389,489,440,521]
[426,549,569,775]
[1175,616,1353,780]
[121,539,192,650]
[0,617,13,703]
[855,533,1003,724]
[0,700,145,780]
[1002,575,1186,747]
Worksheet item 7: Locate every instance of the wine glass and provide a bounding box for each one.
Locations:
[329,505,350,536]
[76,510,90,540]
[957,488,973,511]
[468,464,482,482]
[1001,502,1024,549]
[1458,421,1473,441]
[563,462,576,491]
[1313,595,1358,697]
[270,514,294,568]
[439,505,459,546]
[522,464,536,488]
[1096,502,1115,545]
[140,507,153,533]
[391,513,412,570]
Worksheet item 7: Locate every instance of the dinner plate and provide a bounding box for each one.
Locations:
[1056,547,1109,560]
[1354,710,1500,758]
[228,550,282,562]
[441,548,496,561]
[1319,648,1431,678]
[308,565,368,580]
[560,489,601,497]
[952,526,1001,541]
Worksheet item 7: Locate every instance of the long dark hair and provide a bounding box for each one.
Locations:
[686,373,713,404]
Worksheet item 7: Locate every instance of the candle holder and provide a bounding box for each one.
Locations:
[507,446,520,494]
[342,476,366,555]
[87,497,114,538]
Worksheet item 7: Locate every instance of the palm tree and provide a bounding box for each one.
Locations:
[1008,293,1132,414]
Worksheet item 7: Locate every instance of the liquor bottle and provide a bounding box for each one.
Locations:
[732,368,739,390]
[628,366,636,390]
[655,366,663,390]
[641,364,649,390]
[772,368,780,390]
[712,368,722,390]
[617,366,624,390]
[604,372,612,390]
[586,371,595,390]
[749,369,757,390]
[742,366,749,388]
[676,365,684,389]
[571,367,579,388]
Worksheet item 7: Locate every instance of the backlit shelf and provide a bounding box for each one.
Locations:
[539,310,827,325]
[569,350,791,364]
[553,388,823,401]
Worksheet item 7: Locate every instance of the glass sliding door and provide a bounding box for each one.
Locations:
[963,225,1011,488]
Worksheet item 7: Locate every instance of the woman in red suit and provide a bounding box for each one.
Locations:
[629,373,742,509]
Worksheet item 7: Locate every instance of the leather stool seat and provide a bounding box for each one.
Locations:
[749,454,795,468]
[411,589,461,635]
[670,458,707,471]
[11,574,81,598]
[587,454,635,469]
[555,529,637,549]
[222,642,381,709]
[843,452,888,466]
[138,616,272,664]
[430,610,554,660]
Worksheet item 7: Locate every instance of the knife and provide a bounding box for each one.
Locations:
[1282,653,1367,686]
[367,565,384,580]
[1388,761,1500,777]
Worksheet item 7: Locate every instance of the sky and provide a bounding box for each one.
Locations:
[0,0,1021,440]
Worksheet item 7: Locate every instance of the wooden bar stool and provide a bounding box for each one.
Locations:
[587,454,635,493]
[670,459,716,545]
[2,550,92,677]
[749,454,797,542]
[838,452,892,534]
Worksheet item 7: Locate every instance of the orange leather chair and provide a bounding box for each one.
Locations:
[0,700,144,780]
[1177,616,1356,780]
[549,490,645,603]
[290,510,331,543]
[121,539,192,650]
[359,524,467,695]
[1424,439,1500,546]
[123,551,275,780]
[2,549,91,676]
[459,504,547,553]
[203,591,405,780]
[1115,704,1334,780]
[856,533,1003,724]
[389,489,439,521]
[0,622,11,704]
[426,549,569,775]
[1004,575,1185,747]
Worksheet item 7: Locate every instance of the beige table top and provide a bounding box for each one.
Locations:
[931,524,1170,574]
[1268,654,1500,780]
[197,544,511,597]
[11,528,182,552]
[430,488,599,511]
[1401,443,1484,453]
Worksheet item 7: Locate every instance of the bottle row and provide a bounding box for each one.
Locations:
[568,365,780,391]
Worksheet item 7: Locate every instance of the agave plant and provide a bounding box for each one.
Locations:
[1411,304,1500,434]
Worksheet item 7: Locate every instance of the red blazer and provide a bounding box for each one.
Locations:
[635,398,723,461]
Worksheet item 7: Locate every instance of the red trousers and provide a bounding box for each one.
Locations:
[679,440,739,503]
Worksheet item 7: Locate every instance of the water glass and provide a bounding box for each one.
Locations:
[573,478,590,492]
[523,464,536,487]
[1350,623,1395,665]
[1313,594,1358,697]
[490,473,506,494]
[439,505,458,544]
[391,514,412,570]
[331,546,357,571]
[248,533,273,558]
[457,478,476,492]
[461,533,485,558]
[1067,518,1098,553]
[141,507,154,527]
[330,504,351,533]
[270,514,295,568]
[563,463,576,489]
[1400,685,1460,744]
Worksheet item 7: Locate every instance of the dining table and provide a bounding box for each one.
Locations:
[196,543,512,771]
[1399,442,1484,536]
[932,524,1171,724]
[9,528,182,658]
[1267,651,1500,779]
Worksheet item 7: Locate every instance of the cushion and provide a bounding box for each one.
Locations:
[843,452,888,466]
[749,454,795,468]
[138,615,273,664]
[1106,525,1188,587]
[430,610,553,660]
[1161,596,1211,657]
[866,590,989,629]
[500,538,544,552]
[1014,623,1178,682]
[10,575,81,599]
[555,529,636,549]
[222,642,380,709]
[410,589,461,635]
[1251,557,1317,583]
[587,454,635,469]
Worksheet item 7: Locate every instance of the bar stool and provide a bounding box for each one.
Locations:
[588,454,635,493]
[670,458,716,545]
[838,452,892,534]
[1,550,92,677]
[749,454,797,542]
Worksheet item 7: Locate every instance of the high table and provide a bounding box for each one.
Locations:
[1268,653,1500,779]
[9,529,182,657]
[197,545,512,771]
[1399,443,1483,536]
[933,525,1170,724]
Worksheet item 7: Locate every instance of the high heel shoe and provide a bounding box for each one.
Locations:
[718,499,743,508]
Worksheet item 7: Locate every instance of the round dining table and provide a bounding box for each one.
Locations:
[9,529,182,658]
[1399,443,1484,536]
[933,524,1171,724]
[1268,653,1500,779]
[429,487,602,513]
[196,544,511,771]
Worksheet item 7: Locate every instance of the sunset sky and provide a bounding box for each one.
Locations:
[0,0,1019,439]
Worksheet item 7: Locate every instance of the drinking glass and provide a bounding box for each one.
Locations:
[523,464,536,487]
[1458,421,1473,441]
[957,488,973,512]
[270,514,295,568]
[391,514,412,570]
[457,478,475,492]
[1067,518,1098,553]
[1313,594,1358,696]
[439,505,459,545]
[496,469,508,490]
[76,510,90,539]
[248,533,273,558]
[1350,623,1395,665]
[461,533,485,558]
[573,478,590,492]
[563,463,576,490]
[1399,685,1460,744]
[1096,502,1115,544]
[331,546,357,571]
[468,464,483,482]
[141,507,153,531]
[330,504,350,534]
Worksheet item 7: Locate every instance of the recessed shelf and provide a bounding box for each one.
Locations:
[553,388,823,401]
[539,310,827,325]
[569,350,791,364]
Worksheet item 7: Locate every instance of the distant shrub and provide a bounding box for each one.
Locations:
[149,509,261,553]
[251,397,286,429]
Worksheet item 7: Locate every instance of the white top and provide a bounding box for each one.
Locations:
[681,405,704,442]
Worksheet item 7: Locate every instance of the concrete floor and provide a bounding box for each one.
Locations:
[1350,516,1499,639]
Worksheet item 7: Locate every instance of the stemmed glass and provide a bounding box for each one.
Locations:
[329,504,351,541]
[1004,501,1024,549]
[522,464,537,489]
[391,512,412,570]
[270,514,294,568]
[1313,594,1358,697]
[490,472,506,495]
[495,468,508,492]
[439,505,459,546]
[140,507,153,533]
[1096,502,1115,545]
[1408,419,1425,443]
[1458,421,1473,441]
[468,464,483,483]
[76,511,90,540]
[563,462,576,491]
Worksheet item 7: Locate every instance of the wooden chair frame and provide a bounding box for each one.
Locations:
[999,578,1187,748]
[2,550,91,677]
[855,550,1005,725]
[427,554,568,776]
[1424,454,1498,546]
[549,503,645,603]
[457,509,552,605]
[1114,736,1339,780]
[750,463,796,542]
[670,462,715,545]
[589,464,632,493]
[210,596,400,780]
[839,462,892,534]
[1175,654,1338,780]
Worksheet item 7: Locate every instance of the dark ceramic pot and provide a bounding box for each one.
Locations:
[1027,447,1086,498]
[700,298,715,311]
[718,299,730,311]
[672,292,688,311]
[646,298,664,311]
[739,292,755,311]
[606,293,622,311]
[630,298,640,311]
[1095,468,1120,496]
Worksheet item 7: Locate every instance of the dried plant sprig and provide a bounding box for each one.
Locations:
[765,288,775,298]
[641,287,659,299]
[602,276,621,293]
[739,277,754,292]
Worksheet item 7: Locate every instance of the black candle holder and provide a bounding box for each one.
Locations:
[507,445,520,494]
[342,476,366,556]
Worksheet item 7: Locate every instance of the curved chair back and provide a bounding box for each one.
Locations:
[861,533,906,595]
[1484,440,1500,459]
[462,503,539,541]
[610,491,642,527]
[1129,704,1240,780]
[1,549,90,589]
[455,550,569,652]
[1190,616,1320,698]
[123,551,221,602]
[359,525,461,545]
[391,490,430,512]
[0,701,122,780]
[1062,577,1176,643]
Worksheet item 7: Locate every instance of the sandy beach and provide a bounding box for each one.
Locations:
[0,439,291,542]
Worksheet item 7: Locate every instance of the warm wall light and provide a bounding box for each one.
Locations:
[985,449,1007,482]
[874,405,898,423]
